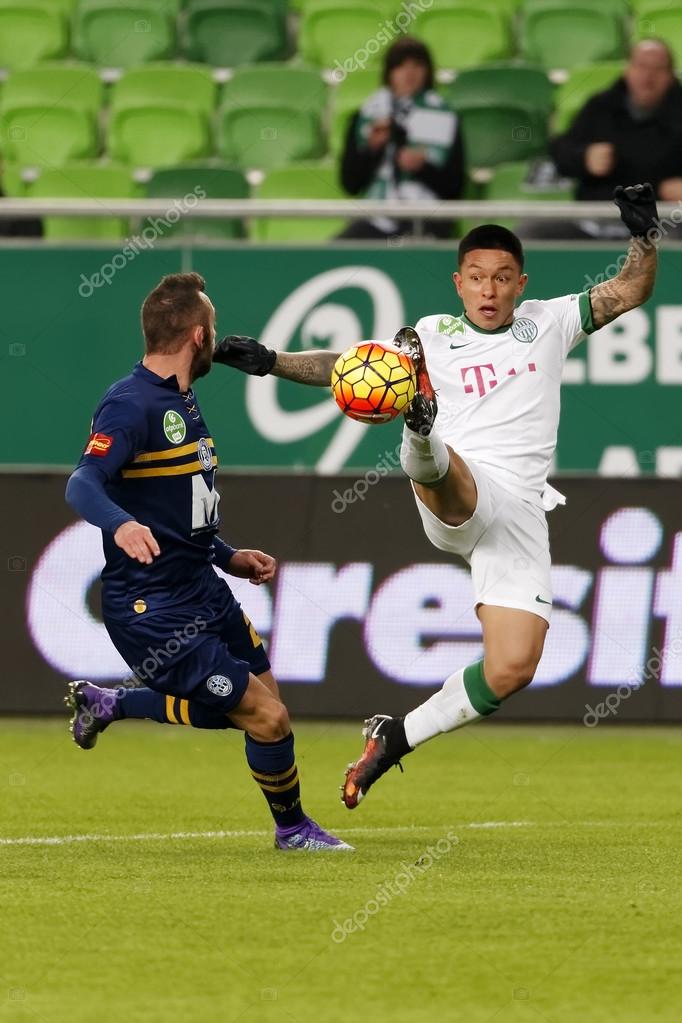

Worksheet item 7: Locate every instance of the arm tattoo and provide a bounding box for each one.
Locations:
[271,350,337,387]
[590,239,658,330]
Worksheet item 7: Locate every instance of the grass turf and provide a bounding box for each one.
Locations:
[1,719,681,1022]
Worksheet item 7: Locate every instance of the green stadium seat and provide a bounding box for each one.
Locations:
[520,4,627,71]
[108,64,216,167]
[483,159,572,229]
[0,162,26,197]
[0,2,68,70]
[299,1,390,70]
[182,0,287,66]
[27,162,138,240]
[523,0,628,12]
[73,0,175,67]
[0,106,97,168]
[217,72,326,170]
[146,163,249,239]
[221,65,327,115]
[412,4,512,71]
[1,64,104,118]
[252,162,347,242]
[634,7,682,68]
[329,67,381,154]
[554,62,625,133]
[447,65,552,168]
[111,63,216,114]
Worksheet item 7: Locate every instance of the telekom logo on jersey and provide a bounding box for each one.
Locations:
[461,362,537,398]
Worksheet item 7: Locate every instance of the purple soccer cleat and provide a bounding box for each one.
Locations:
[64,680,121,750]
[275,817,354,852]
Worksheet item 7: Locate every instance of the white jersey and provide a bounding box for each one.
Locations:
[415,293,594,506]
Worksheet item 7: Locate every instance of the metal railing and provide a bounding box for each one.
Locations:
[0,198,678,220]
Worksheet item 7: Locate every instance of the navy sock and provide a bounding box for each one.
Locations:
[245,732,305,828]
[118,688,230,729]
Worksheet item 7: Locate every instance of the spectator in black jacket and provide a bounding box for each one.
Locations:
[523,39,682,240]
[337,37,464,240]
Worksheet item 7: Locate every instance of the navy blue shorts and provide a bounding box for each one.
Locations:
[104,590,270,714]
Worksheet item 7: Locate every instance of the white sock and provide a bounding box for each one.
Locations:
[404,668,480,747]
[400,423,449,486]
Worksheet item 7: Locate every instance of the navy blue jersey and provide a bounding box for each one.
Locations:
[68,362,235,617]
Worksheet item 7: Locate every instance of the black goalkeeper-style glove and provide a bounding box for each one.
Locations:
[613,182,659,238]
[212,335,277,376]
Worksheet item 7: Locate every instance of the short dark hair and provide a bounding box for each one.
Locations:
[141,272,209,354]
[382,37,435,91]
[458,224,525,270]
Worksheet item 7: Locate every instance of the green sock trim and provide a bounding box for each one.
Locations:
[463,660,501,716]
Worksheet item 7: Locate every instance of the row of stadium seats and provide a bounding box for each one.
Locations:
[0,60,628,186]
[17,157,572,242]
[0,0,680,72]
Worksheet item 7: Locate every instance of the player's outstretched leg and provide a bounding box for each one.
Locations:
[65,681,233,749]
[342,610,547,808]
[342,663,500,808]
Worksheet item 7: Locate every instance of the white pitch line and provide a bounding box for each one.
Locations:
[0,822,533,848]
[0,819,666,849]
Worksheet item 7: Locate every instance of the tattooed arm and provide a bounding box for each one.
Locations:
[589,239,658,330]
[271,350,337,387]
[213,334,335,385]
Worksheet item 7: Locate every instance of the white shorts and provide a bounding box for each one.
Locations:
[411,459,553,623]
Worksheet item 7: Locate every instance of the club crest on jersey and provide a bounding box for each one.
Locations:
[163,410,186,444]
[511,318,538,343]
[198,437,213,471]
[207,674,232,697]
[437,315,466,337]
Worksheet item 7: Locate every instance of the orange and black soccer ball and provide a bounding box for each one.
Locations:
[331,341,417,424]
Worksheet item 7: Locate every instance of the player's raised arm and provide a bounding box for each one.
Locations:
[589,183,659,330]
[213,335,335,386]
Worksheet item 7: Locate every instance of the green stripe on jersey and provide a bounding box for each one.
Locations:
[579,290,596,334]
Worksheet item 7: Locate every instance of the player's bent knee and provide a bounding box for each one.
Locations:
[255,700,290,742]
[485,655,540,698]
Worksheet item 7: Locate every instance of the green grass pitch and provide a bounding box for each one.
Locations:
[2,719,681,1022]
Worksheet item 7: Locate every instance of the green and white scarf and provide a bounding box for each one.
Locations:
[355,87,458,230]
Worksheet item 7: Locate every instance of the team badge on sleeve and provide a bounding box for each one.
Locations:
[85,432,114,457]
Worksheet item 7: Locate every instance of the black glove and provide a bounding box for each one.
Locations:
[613,182,659,238]
[213,335,277,376]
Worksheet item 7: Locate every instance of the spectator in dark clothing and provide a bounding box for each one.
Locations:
[337,37,464,241]
[522,39,682,240]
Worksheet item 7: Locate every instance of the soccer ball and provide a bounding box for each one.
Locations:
[331,341,417,424]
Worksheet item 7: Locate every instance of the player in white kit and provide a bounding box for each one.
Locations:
[212,183,660,809]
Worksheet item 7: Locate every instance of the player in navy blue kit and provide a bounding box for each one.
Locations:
[65,272,351,851]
